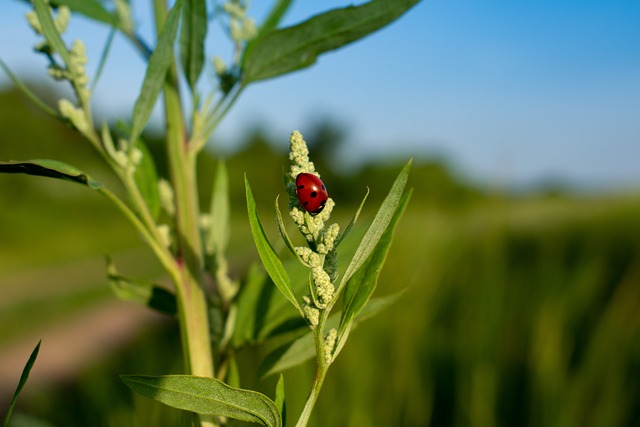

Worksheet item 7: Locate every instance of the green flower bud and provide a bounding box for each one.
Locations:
[295,247,315,265]
[323,328,337,364]
[115,0,134,34]
[158,179,175,217]
[288,131,316,180]
[241,17,257,40]
[157,224,173,248]
[213,57,227,76]
[26,11,42,34]
[229,19,242,42]
[110,139,130,169]
[312,266,334,308]
[324,250,338,282]
[54,6,71,34]
[58,99,89,134]
[130,147,143,166]
[222,2,244,18]
[303,296,319,328]
[317,222,340,254]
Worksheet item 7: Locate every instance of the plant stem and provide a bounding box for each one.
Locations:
[153,0,213,381]
[296,312,331,427]
[98,187,178,281]
[295,363,328,427]
[203,84,244,138]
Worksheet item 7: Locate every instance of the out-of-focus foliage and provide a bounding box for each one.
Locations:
[1,86,639,426]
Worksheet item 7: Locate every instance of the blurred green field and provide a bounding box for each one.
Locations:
[1,87,639,426]
[5,194,639,427]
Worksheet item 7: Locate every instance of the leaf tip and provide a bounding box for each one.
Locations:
[405,158,413,170]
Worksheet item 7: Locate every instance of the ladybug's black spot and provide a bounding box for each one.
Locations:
[303,201,309,206]
[297,184,305,190]
[310,191,317,198]
[311,200,326,214]
[322,184,325,190]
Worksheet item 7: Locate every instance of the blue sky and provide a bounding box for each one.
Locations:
[1,1,639,189]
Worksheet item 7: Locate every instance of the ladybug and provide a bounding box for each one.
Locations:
[295,173,328,215]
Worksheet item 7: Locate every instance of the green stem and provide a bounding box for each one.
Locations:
[296,363,328,427]
[202,84,244,141]
[153,0,213,382]
[98,188,179,282]
[165,65,214,380]
[98,125,169,262]
[125,31,153,59]
[295,311,331,427]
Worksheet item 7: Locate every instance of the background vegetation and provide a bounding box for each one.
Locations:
[1,85,639,426]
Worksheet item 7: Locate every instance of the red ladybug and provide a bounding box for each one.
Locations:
[295,173,328,215]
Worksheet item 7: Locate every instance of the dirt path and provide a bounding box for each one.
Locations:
[0,300,166,403]
[0,252,172,412]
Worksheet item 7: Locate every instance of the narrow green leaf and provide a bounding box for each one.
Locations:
[130,0,183,141]
[226,356,240,389]
[335,187,369,248]
[108,274,177,315]
[106,257,177,315]
[206,161,238,301]
[133,139,161,219]
[2,341,41,427]
[340,189,412,328]
[242,0,421,83]
[120,375,281,427]
[181,0,207,91]
[91,26,117,92]
[245,175,300,312]
[207,161,230,256]
[258,324,317,378]
[354,288,407,323]
[274,375,287,425]
[0,159,103,189]
[339,160,411,289]
[51,0,117,26]
[232,262,306,348]
[256,0,293,37]
[33,0,73,68]
[275,195,306,265]
[0,59,58,118]
[231,264,267,347]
